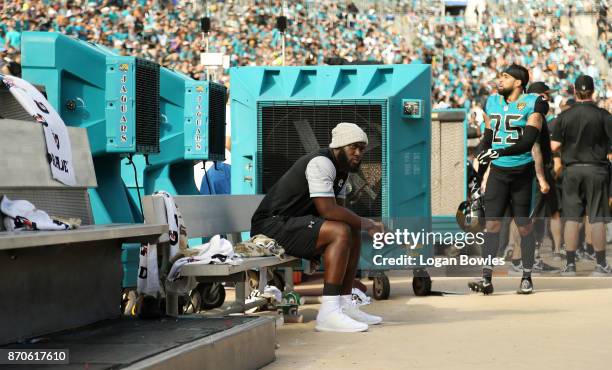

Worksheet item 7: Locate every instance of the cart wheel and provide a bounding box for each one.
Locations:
[182,288,202,313]
[373,275,390,300]
[198,282,226,309]
[412,270,432,296]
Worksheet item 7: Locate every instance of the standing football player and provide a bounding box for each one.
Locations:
[469,64,549,295]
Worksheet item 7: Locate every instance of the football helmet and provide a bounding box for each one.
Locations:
[456,196,485,233]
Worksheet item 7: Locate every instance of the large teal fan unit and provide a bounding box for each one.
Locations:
[21,32,161,287]
[122,67,227,203]
[230,65,432,269]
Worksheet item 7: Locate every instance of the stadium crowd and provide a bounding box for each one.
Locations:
[0,0,610,113]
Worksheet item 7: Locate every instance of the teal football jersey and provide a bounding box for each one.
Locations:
[485,93,540,167]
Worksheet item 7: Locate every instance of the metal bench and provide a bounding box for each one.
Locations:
[0,114,167,345]
[143,194,297,317]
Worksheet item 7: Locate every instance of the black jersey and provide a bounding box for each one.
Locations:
[551,102,612,166]
[252,149,348,223]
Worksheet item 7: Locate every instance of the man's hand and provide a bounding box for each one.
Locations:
[538,177,550,194]
[477,149,500,165]
[362,218,385,238]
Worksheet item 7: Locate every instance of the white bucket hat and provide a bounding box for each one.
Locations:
[329,122,368,149]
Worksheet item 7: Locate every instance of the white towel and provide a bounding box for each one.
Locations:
[136,243,161,297]
[1,196,78,231]
[1,74,76,186]
[137,191,195,297]
[157,191,182,260]
[137,191,177,297]
[167,235,242,282]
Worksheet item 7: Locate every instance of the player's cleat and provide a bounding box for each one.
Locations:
[552,252,562,262]
[591,264,612,277]
[507,262,523,276]
[560,263,577,276]
[516,277,534,294]
[532,259,560,274]
[583,252,597,262]
[468,279,494,295]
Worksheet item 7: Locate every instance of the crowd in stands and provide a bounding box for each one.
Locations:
[596,3,611,65]
[0,0,610,113]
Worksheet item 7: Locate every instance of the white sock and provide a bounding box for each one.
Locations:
[318,295,340,320]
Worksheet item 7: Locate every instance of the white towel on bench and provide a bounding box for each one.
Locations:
[138,191,198,296]
[1,196,79,231]
[167,235,243,282]
[137,191,179,297]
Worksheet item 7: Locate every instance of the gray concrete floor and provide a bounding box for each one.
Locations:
[266,272,612,370]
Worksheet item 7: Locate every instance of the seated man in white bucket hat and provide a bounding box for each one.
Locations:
[251,122,384,332]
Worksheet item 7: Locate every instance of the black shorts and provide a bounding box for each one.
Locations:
[562,164,610,223]
[251,215,324,259]
[484,163,535,226]
[533,167,560,217]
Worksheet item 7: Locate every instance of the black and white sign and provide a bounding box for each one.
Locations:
[1,74,76,186]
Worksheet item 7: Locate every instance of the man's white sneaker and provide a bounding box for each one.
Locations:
[315,310,368,332]
[341,295,382,325]
[342,300,383,325]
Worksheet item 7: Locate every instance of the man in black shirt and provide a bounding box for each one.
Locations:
[551,75,612,276]
[525,82,561,273]
[251,122,384,332]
